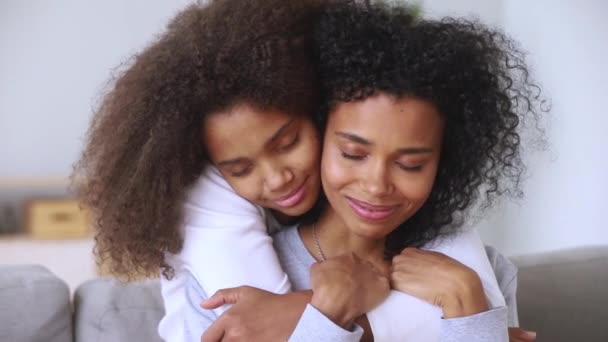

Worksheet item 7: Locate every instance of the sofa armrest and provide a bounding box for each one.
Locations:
[512,246,608,342]
[0,264,72,342]
[73,278,164,342]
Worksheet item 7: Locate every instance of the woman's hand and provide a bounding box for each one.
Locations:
[200,287,311,342]
[309,253,390,328]
[509,327,537,342]
[390,248,489,318]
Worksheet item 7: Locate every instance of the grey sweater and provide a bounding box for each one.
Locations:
[183,227,515,341]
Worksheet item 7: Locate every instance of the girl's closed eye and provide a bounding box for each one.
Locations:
[231,164,253,177]
[279,133,300,152]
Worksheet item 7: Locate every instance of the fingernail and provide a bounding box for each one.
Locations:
[522,330,537,340]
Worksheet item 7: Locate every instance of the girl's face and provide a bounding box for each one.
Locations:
[321,93,444,238]
[204,103,321,218]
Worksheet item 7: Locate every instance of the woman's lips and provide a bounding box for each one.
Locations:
[273,179,308,208]
[345,196,399,221]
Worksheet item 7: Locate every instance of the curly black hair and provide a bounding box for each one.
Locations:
[313,0,546,259]
[73,0,324,279]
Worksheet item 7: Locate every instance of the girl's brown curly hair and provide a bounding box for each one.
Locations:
[73,0,324,279]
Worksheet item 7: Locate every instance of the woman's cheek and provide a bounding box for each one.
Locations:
[321,150,351,191]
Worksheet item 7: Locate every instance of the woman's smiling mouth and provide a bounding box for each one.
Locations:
[345,196,400,221]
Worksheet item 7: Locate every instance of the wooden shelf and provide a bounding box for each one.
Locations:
[0,176,69,188]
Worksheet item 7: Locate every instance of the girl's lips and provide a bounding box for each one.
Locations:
[345,196,399,221]
[273,180,308,208]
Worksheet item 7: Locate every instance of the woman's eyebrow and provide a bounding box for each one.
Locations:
[397,147,433,155]
[336,131,433,154]
[335,131,371,145]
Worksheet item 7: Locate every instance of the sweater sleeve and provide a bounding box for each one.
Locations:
[485,245,519,326]
[441,307,509,342]
[289,305,364,342]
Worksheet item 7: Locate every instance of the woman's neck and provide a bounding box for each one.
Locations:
[271,210,299,226]
[303,207,387,266]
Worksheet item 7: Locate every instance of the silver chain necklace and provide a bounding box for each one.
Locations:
[311,223,327,262]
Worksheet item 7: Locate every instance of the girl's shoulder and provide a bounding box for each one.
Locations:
[185,166,265,219]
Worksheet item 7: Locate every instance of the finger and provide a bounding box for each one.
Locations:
[400,247,420,255]
[201,287,245,309]
[508,327,537,341]
[201,320,225,342]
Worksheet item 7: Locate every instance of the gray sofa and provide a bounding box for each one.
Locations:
[1,246,607,342]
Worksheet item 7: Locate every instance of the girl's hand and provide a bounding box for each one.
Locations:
[200,287,311,342]
[509,327,537,342]
[390,248,489,318]
[310,253,390,328]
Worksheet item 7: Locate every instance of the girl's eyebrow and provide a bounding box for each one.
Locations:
[217,119,296,167]
[267,118,296,146]
[335,131,434,154]
[217,157,248,168]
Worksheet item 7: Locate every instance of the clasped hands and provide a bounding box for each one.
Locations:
[199,249,534,342]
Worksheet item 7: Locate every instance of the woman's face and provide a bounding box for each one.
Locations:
[321,93,444,239]
[204,103,321,217]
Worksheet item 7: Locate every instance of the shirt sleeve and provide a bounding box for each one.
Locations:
[184,272,217,342]
[441,307,509,342]
[179,166,291,317]
[184,272,362,342]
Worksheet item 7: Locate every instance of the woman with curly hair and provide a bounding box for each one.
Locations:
[186,1,544,341]
[74,0,539,341]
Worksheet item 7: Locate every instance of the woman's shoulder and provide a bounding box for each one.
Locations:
[272,226,317,291]
[484,245,518,284]
[272,225,301,253]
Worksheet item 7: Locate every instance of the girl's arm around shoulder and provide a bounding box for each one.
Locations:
[184,271,363,342]
[425,228,506,308]
[177,166,290,314]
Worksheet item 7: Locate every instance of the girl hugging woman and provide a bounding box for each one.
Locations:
[74,0,544,341]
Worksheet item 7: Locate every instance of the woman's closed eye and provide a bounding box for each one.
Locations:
[396,162,423,172]
[340,149,425,172]
[341,151,367,161]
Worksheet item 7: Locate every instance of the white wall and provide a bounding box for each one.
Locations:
[0,0,193,289]
[425,0,608,256]
[2,0,607,258]
[0,0,193,178]
[422,0,504,27]
[475,0,608,256]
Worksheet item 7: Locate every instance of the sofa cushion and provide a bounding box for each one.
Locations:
[512,246,608,342]
[74,278,165,342]
[0,264,72,342]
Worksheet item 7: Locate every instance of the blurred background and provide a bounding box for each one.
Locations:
[1,0,607,291]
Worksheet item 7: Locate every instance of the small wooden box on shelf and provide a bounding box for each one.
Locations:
[24,199,90,239]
